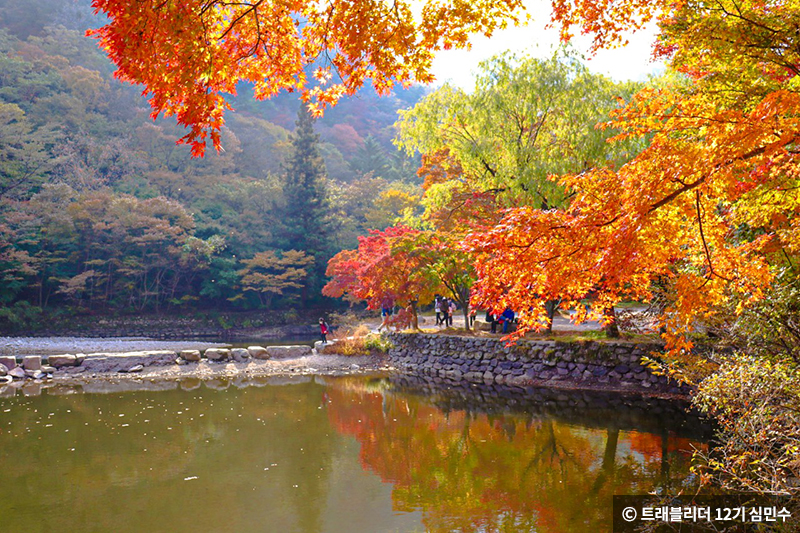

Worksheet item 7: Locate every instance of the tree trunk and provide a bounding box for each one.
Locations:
[544,299,560,334]
[603,306,620,338]
[410,301,420,330]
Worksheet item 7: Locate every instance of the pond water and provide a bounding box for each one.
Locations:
[0,375,710,532]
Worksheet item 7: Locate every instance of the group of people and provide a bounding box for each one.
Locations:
[316,294,518,340]
[485,308,515,333]
[434,295,457,327]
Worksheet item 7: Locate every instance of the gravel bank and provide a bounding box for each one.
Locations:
[0,337,229,357]
[0,351,390,397]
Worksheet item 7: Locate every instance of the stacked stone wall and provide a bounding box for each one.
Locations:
[387,333,691,395]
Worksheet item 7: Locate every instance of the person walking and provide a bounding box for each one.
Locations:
[448,299,456,327]
[434,295,442,326]
[377,295,394,332]
[437,297,448,328]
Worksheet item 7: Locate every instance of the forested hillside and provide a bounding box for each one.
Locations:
[0,0,425,326]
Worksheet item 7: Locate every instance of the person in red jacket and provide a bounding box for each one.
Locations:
[319,318,330,343]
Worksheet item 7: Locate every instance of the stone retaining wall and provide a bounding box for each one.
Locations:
[387,333,691,395]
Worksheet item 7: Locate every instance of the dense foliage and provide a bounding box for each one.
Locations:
[88,0,525,155]
[0,0,424,323]
[328,55,640,330]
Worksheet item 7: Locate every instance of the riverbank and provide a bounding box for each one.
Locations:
[0,351,389,397]
[0,328,690,400]
[0,309,326,339]
[0,337,230,357]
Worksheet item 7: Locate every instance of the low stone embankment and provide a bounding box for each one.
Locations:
[0,345,314,383]
[387,333,691,396]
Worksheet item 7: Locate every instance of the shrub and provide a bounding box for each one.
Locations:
[0,302,44,331]
[693,354,800,496]
[325,326,393,356]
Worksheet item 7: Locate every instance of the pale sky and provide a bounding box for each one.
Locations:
[428,0,663,89]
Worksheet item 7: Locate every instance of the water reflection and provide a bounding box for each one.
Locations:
[324,377,709,533]
[0,376,708,532]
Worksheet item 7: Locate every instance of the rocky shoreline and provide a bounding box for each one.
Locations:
[0,343,388,397]
[1,332,696,402]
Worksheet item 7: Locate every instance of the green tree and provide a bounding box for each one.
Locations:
[395,52,643,208]
[281,104,333,302]
[0,103,60,199]
[349,135,391,178]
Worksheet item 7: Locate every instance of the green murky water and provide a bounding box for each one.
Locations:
[0,376,709,532]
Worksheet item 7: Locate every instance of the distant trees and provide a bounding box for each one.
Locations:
[0,103,60,199]
[0,6,427,318]
[238,250,314,307]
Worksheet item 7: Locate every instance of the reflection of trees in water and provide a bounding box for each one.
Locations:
[0,377,704,532]
[325,382,702,533]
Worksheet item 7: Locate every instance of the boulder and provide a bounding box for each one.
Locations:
[22,356,42,371]
[80,351,177,373]
[41,365,56,374]
[314,341,330,354]
[8,367,26,379]
[0,364,6,377]
[48,355,78,368]
[204,348,230,362]
[231,348,250,362]
[265,345,312,359]
[180,350,202,362]
[127,364,144,373]
[247,346,269,359]
[0,356,16,370]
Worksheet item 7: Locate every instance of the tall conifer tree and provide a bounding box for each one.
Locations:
[281,104,332,303]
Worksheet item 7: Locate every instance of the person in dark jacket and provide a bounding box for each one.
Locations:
[500,308,515,333]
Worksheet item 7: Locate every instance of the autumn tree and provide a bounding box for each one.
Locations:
[363,188,422,230]
[88,0,526,155]
[394,53,646,331]
[323,226,434,328]
[237,250,313,308]
[459,0,800,384]
[395,231,476,331]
